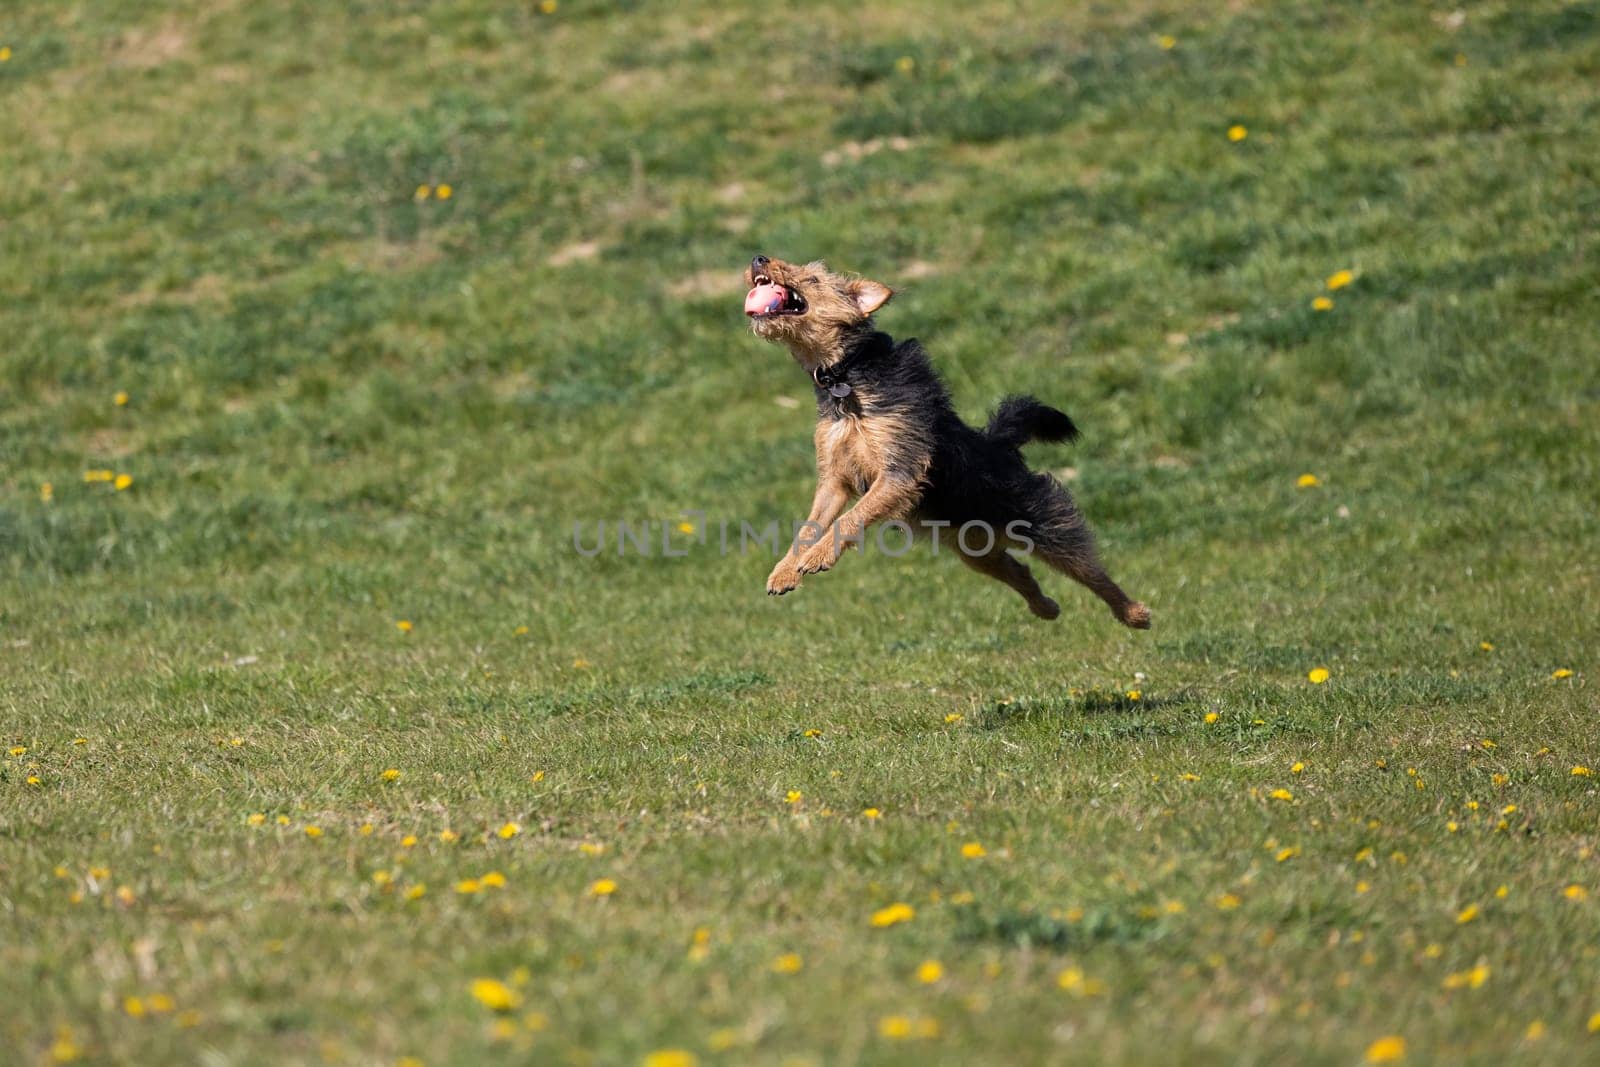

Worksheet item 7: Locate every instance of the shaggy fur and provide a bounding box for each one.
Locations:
[745,254,1150,628]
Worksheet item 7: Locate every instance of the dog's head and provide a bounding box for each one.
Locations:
[743,254,893,366]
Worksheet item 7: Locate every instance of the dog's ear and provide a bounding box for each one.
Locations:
[848,278,894,316]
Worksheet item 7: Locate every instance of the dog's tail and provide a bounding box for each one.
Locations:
[984,395,1079,448]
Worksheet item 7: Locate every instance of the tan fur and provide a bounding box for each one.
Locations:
[766,389,932,594]
[746,259,894,372]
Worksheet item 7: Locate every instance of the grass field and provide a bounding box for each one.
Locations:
[4,0,1600,1063]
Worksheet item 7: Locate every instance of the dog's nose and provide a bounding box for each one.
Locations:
[750,255,770,274]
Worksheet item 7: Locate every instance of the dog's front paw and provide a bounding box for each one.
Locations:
[797,543,838,576]
[766,560,803,596]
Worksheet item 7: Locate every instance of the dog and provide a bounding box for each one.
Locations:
[743,254,1149,629]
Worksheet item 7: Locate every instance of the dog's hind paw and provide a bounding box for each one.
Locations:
[1121,601,1151,629]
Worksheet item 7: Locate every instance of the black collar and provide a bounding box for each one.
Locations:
[810,331,891,399]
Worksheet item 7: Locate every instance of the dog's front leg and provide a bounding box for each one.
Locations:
[796,475,919,577]
[767,481,850,595]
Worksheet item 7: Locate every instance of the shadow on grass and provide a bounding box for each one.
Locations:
[956,904,1169,952]
[976,689,1201,733]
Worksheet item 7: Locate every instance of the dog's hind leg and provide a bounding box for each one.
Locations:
[960,548,1060,620]
[1020,486,1150,629]
[1034,540,1150,628]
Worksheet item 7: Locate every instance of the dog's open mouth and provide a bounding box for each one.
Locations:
[745,274,807,317]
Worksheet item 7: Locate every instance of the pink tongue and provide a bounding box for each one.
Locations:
[745,283,787,316]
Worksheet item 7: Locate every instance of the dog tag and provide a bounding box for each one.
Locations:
[828,381,853,398]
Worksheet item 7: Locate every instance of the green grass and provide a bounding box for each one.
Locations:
[3,0,1599,1063]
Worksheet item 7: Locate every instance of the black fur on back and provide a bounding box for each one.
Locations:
[984,395,1079,448]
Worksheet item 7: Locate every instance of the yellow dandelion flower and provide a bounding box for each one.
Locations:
[944,712,964,723]
[373,870,392,887]
[40,482,53,502]
[8,746,25,756]
[124,996,147,1018]
[414,184,431,201]
[83,469,114,483]
[1308,667,1330,684]
[88,866,110,880]
[1227,124,1248,142]
[589,878,617,896]
[470,978,521,1012]
[382,768,401,781]
[1525,1020,1545,1041]
[961,841,987,859]
[1291,762,1305,774]
[1276,846,1299,862]
[871,902,915,927]
[802,728,822,738]
[784,790,802,804]
[860,807,883,820]
[1312,296,1334,312]
[1158,34,1177,50]
[572,657,591,668]
[1573,766,1593,777]
[1501,804,1517,815]
[1215,893,1241,910]
[1479,641,1494,652]
[436,184,453,200]
[1180,772,1201,781]
[1588,1012,1600,1033]
[405,884,426,900]
[643,1052,696,1067]
[114,391,130,406]
[894,55,915,74]
[513,625,529,635]
[676,521,695,535]
[916,960,945,984]
[0,47,10,62]
[53,865,69,879]
[148,993,174,1014]
[1493,774,1509,787]
[1456,904,1479,924]
[1162,900,1187,914]
[247,813,266,826]
[878,1016,913,1039]
[1355,881,1370,894]
[497,821,520,839]
[771,952,803,974]
[531,770,546,782]
[115,885,136,905]
[1365,1035,1406,1062]
[1563,884,1588,901]
[707,1028,736,1051]
[1269,788,1294,802]
[1057,966,1105,996]
[49,1029,79,1063]
[1204,711,1220,724]
[26,775,41,785]
[439,829,458,843]
[1326,270,1354,290]
[400,834,417,848]
[359,823,375,836]
[540,0,559,13]
[1446,821,1458,833]
[456,879,482,894]
[1479,738,1496,749]
[578,842,605,855]
[1552,668,1573,679]
[304,825,323,839]
[396,619,412,633]
[1125,689,1141,701]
